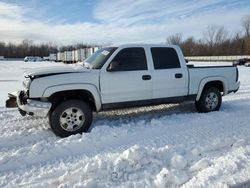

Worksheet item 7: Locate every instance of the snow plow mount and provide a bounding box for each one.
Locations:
[6,92,18,108]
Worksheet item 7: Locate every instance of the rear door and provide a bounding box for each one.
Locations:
[100,47,152,104]
[150,47,188,99]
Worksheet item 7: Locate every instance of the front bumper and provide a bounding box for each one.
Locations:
[6,91,52,117]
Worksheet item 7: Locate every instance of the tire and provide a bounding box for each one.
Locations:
[49,100,92,137]
[195,87,222,113]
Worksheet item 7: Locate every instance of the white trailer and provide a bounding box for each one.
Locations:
[93,47,99,53]
[64,51,73,63]
[0,56,5,60]
[72,50,79,63]
[56,52,64,62]
[85,48,93,59]
[49,53,57,61]
[77,49,86,62]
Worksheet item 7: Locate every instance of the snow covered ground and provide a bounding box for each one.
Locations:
[0,60,250,187]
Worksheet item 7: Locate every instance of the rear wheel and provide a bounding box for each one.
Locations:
[195,87,222,113]
[49,100,92,137]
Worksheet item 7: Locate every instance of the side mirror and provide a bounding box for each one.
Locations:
[107,61,121,72]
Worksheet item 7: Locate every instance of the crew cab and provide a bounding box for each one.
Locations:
[6,44,240,137]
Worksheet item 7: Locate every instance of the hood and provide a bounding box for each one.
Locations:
[24,65,89,78]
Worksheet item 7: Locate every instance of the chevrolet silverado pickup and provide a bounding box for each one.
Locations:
[6,44,240,137]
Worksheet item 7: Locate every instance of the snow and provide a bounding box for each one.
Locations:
[1,60,250,187]
[190,158,210,172]
[0,61,67,106]
[170,154,188,170]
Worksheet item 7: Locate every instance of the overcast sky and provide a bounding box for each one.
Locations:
[0,0,250,45]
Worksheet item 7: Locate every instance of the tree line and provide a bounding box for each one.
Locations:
[0,15,250,58]
[0,40,58,58]
[167,15,250,56]
[0,40,56,58]
[0,40,100,58]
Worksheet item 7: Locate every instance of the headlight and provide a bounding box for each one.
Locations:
[23,78,31,88]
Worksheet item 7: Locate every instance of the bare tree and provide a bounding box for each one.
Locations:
[203,25,228,47]
[0,42,5,56]
[181,37,196,56]
[22,39,33,47]
[203,25,217,47]
[166,33,182,45]
[241,14,250,37]
[215,26,228,44]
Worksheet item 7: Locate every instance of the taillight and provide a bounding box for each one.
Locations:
[236,67,239,82]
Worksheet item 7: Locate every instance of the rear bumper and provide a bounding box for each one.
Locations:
[6,91,52,117]
[228,81,240,94]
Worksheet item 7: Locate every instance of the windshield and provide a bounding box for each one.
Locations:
[85,47,117,69]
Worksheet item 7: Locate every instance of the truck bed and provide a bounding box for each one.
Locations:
[188,65,238,96]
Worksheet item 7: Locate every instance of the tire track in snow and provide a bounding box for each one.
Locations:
[0,103,195,152]
[0,115,48,135]
[0,112,46,122]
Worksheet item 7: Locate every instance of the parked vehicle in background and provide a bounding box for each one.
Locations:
[245,62,250,67]
[0,56,4,60]
[233,58,250,66]
[49,54,57,61]
[43,56,50,61]
[6,44,240,137]
[24,56,43,62]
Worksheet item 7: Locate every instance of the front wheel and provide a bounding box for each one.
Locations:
[49,100,93,137]
[195,87,222,113]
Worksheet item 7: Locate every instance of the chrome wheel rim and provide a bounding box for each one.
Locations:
[59,107,85,132]
[205,92,218,110]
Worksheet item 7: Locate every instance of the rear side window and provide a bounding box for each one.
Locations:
[151,47,180,69]
[109,48,147,71]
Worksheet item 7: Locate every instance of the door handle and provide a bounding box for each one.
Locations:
[142,75,151,80]
[175,73,183,79]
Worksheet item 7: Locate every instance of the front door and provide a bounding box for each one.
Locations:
[100,47,152,104]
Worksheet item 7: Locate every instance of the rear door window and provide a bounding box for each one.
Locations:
[151,47,180,69]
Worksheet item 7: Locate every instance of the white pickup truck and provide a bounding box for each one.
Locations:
[6,44,240,137]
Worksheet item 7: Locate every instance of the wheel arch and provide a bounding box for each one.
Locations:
[196,77,228,101]
[43,84,102,111]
